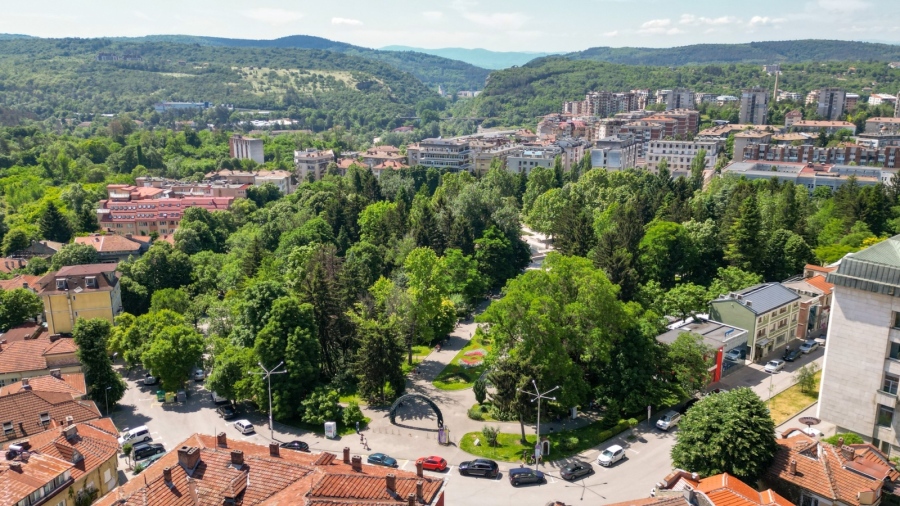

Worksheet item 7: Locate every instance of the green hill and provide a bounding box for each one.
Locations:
[458,56,900,127]
[111,34,491,92]
[0,38,437,133]
[380,46,554,70]
[566,40,900,66]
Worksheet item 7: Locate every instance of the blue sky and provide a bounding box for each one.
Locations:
[2,0,898,52]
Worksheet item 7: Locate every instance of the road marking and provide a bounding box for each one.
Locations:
[627,448,640,454]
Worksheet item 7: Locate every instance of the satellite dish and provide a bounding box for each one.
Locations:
[798,416,821,426]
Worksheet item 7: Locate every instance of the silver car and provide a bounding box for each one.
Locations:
[799,340,819,354]
[765,359,785,373]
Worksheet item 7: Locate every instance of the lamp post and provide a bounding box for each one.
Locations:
[519,380,559,470]
[105,386,112,415]
[250,361,286,441]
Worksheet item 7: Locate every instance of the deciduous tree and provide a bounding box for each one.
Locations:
[72,318,126,410]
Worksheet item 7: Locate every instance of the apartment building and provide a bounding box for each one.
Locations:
[896,91,900,118]
[790,120,857,135]
[644,140,719,176]
[97,192,233,237]
[618,121,665,157]
[506,147,561,175]
[723,161,889,193]
[472,143,520,175]
[742,143,900,169]
[817,234,900,455]
[594,118,627,140]
[204,169,296,195]
[564,91,641,118]
[656,88,695,110]
[866,117,900,135]
[294,148,335,181]
[406,138,471,171]
[815,87,847,121]
[228,134,265,164]
[732,130,773,157]
[869,93,898,107]
[592,135,639,170]
[708,283,801,362]
[739,88,769,125]
[35,264,122,335]
[74,234,144,263]
[784,109,802,127]
[781,265,835,340]
[846,93,860,112]
[646,109,701,136]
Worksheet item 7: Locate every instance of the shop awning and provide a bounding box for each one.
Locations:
[756,338,772,347]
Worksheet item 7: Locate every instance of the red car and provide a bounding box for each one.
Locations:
[416,456,448,471]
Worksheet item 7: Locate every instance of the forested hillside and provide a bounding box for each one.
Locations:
[567,40,900,65]
[460,57,900,127]
[113,34,491,92]
[0,38,439,135]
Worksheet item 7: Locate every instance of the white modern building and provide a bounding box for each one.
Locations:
[229,135,265,165]
[644,140,719,176]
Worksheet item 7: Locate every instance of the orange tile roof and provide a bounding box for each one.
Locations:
[0,451,73,506]
[0,259,27,274]
[0,373,86,398]
[0,335,79,375]
[97,433,444,506]
[0,324,44,343]
[606,497,690,506]
[805,275,834,295]
[0,275,41,292]
[767,434,883,506]
[805,264,837,274]
[74,234,142,254]
[697,473,792,506]
[20,419,119,482]
[0,391,100,441]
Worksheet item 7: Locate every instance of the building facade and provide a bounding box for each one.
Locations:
[708,284,801,362]
[406,138,471,171]
[293,149,335,181]
[644,140,719,176]
[739,88,769,125]
[722,161,891,192]
[591,135,639,170]
[35,264,122,335]
[228,135,265,164]
[741,143,900,169]
[815,87,847,121]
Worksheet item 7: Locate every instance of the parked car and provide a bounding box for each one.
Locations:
[799,340,819,354]
[656,411,682,431]
[211,392,229,405]
[233,419,254,435]
[679,398,700,414]
[367,453,398,467]
[132,443,165,461]
[560,461,593,480]
[280,440,310,452]
[193,369,206,382]
[142,451,166,468]
[143,374,158,386]
[724,349,742,362]
[509,467,545,486]
[216,405,237,420]
[416,456,448,471]
[118,426,151,446]
[765,359,785,373]
[783,347,802,362]
[597,445,626,467]
[459,459,499,478]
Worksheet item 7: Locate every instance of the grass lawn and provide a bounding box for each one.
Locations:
[433,336,491,390]
[768,371,822,426]
[459,418,635,462]
[467,403,500,422]
[401,345,432,375]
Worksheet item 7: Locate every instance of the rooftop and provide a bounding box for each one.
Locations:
[0,259,26,275]
[792,120,856,127]
[0,390,100,441]
[74,234,142,254]
[827,235,900,294]
[0,324,44,344]
[19,418,119,482]
[711,283,800,315]
[0,450,73,506]
[0,373,87,398]
[657,319,747,348]
[0,275,41,293]
[0,335,79,375]
[36,264,119,296]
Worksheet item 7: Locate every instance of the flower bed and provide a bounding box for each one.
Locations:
[459,349,487,367]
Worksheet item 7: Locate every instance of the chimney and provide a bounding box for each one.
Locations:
[65,416,74,426]
[21,378,29,387]
[790,460,797,475]
[163,467,173,483]
[8,461,21,472]
[216,432,227,447]
[841,445,856,461]
[177,446,201,471]
[351,455,362,472]
[343,447,350,464]
[63,425,78,441]
[416,460,424,478]
[187,477,199,504]
[50,369,61,379]
[19,440,30,451]
[407,493,416,506]
[416,480,424,502]
[269,443,280,457]
[230,450,244,467]
[386,473,397,492]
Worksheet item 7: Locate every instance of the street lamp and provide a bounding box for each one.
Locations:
[250,361,286,441]
[105,386,112,416]
[518,379,559,470]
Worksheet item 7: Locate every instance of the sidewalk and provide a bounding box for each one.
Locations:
[717,349,823,400]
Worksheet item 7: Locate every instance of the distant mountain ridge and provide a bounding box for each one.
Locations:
[380,46,555,70]
[564,39,900,65]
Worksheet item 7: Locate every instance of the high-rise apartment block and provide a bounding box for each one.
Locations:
[228,135,265,164]
[739,88,769,125]
[815,88,847,121]
[656,89,696,110]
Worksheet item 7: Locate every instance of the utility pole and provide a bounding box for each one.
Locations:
[519,380,559,471]
[251,361,287,441]
[105,386,112,415]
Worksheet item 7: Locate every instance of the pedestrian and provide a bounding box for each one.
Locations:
[356,421,360,434]
[360,433,364,444]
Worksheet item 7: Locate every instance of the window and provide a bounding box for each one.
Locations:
[886,374,900,395]
[39,412,50,426]
[891,342,900,360]
[894,311,900,329]
[3,422,13,436]
[877,404,894,427]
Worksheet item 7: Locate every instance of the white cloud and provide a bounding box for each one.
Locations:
[243,8,303,27]
[603,30,619,37]
[679,14,739,26]
[450,0,528,30]
[332,17,363,26]
[422,11,444,21]
[748,15,786,26]
[637,18,684,35]
[817,0,869,13]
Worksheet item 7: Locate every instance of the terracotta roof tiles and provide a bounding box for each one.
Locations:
[19,419,119,482]
[0,275,40,292]
[0,373,87,398]
[0,390,100,440]
[74,234,142,254]
[0,335,79,375]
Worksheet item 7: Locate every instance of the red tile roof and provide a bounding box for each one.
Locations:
[805,275,834,296]
[0,335,79,375]
[0,373,87,398]
[697,473,792,506]
[0,451,73,506]
[0,275,41,292]
[74,234,142,254]
[606,497,690,506]
[0,259,27,275]
[766,434,884,506]
[0,324,44,343]
[0,390,100,441]
[19,419,119,482]
[35,264,119,296]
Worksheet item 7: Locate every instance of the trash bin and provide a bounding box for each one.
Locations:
[156,390,165,402]
[176,390,186,402]
[165,392,175,403]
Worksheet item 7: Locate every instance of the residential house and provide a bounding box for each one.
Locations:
[74,234,144,263]
[0,419,119,506]
[294,149,336,181]
[781,265,836,340]
[765,431,899,506]
[0,390,100,441]
[0,334,80,387]
[35,264,122,335]
[0,449,75,506]
[655,318,748,383]
[0,371,87,400]
[7,241,63,261]
[709,283,801,361]
[817,234,900,455]
[95,432,445,506]
[638,470,792,506]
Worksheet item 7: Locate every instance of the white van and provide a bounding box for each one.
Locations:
[234,420,254,435]
[118,426,151,446]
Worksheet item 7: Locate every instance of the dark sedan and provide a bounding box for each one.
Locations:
[367,453,398,467]
[459,459,499,478]
[783,347,802,362]
[560,461,593,480]
[216,405,237,420]
[280,440,310,452]
[509,467,545,486]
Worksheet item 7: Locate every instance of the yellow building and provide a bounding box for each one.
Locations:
[35,264,123,335]
[0,419,120,506]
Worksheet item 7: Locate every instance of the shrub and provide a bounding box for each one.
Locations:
[342,401,365,427]
[481,425,500,447]
[468,406,484,421]
[562,436,579,451]
[473,379,487,405]
[823,432,865,445]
